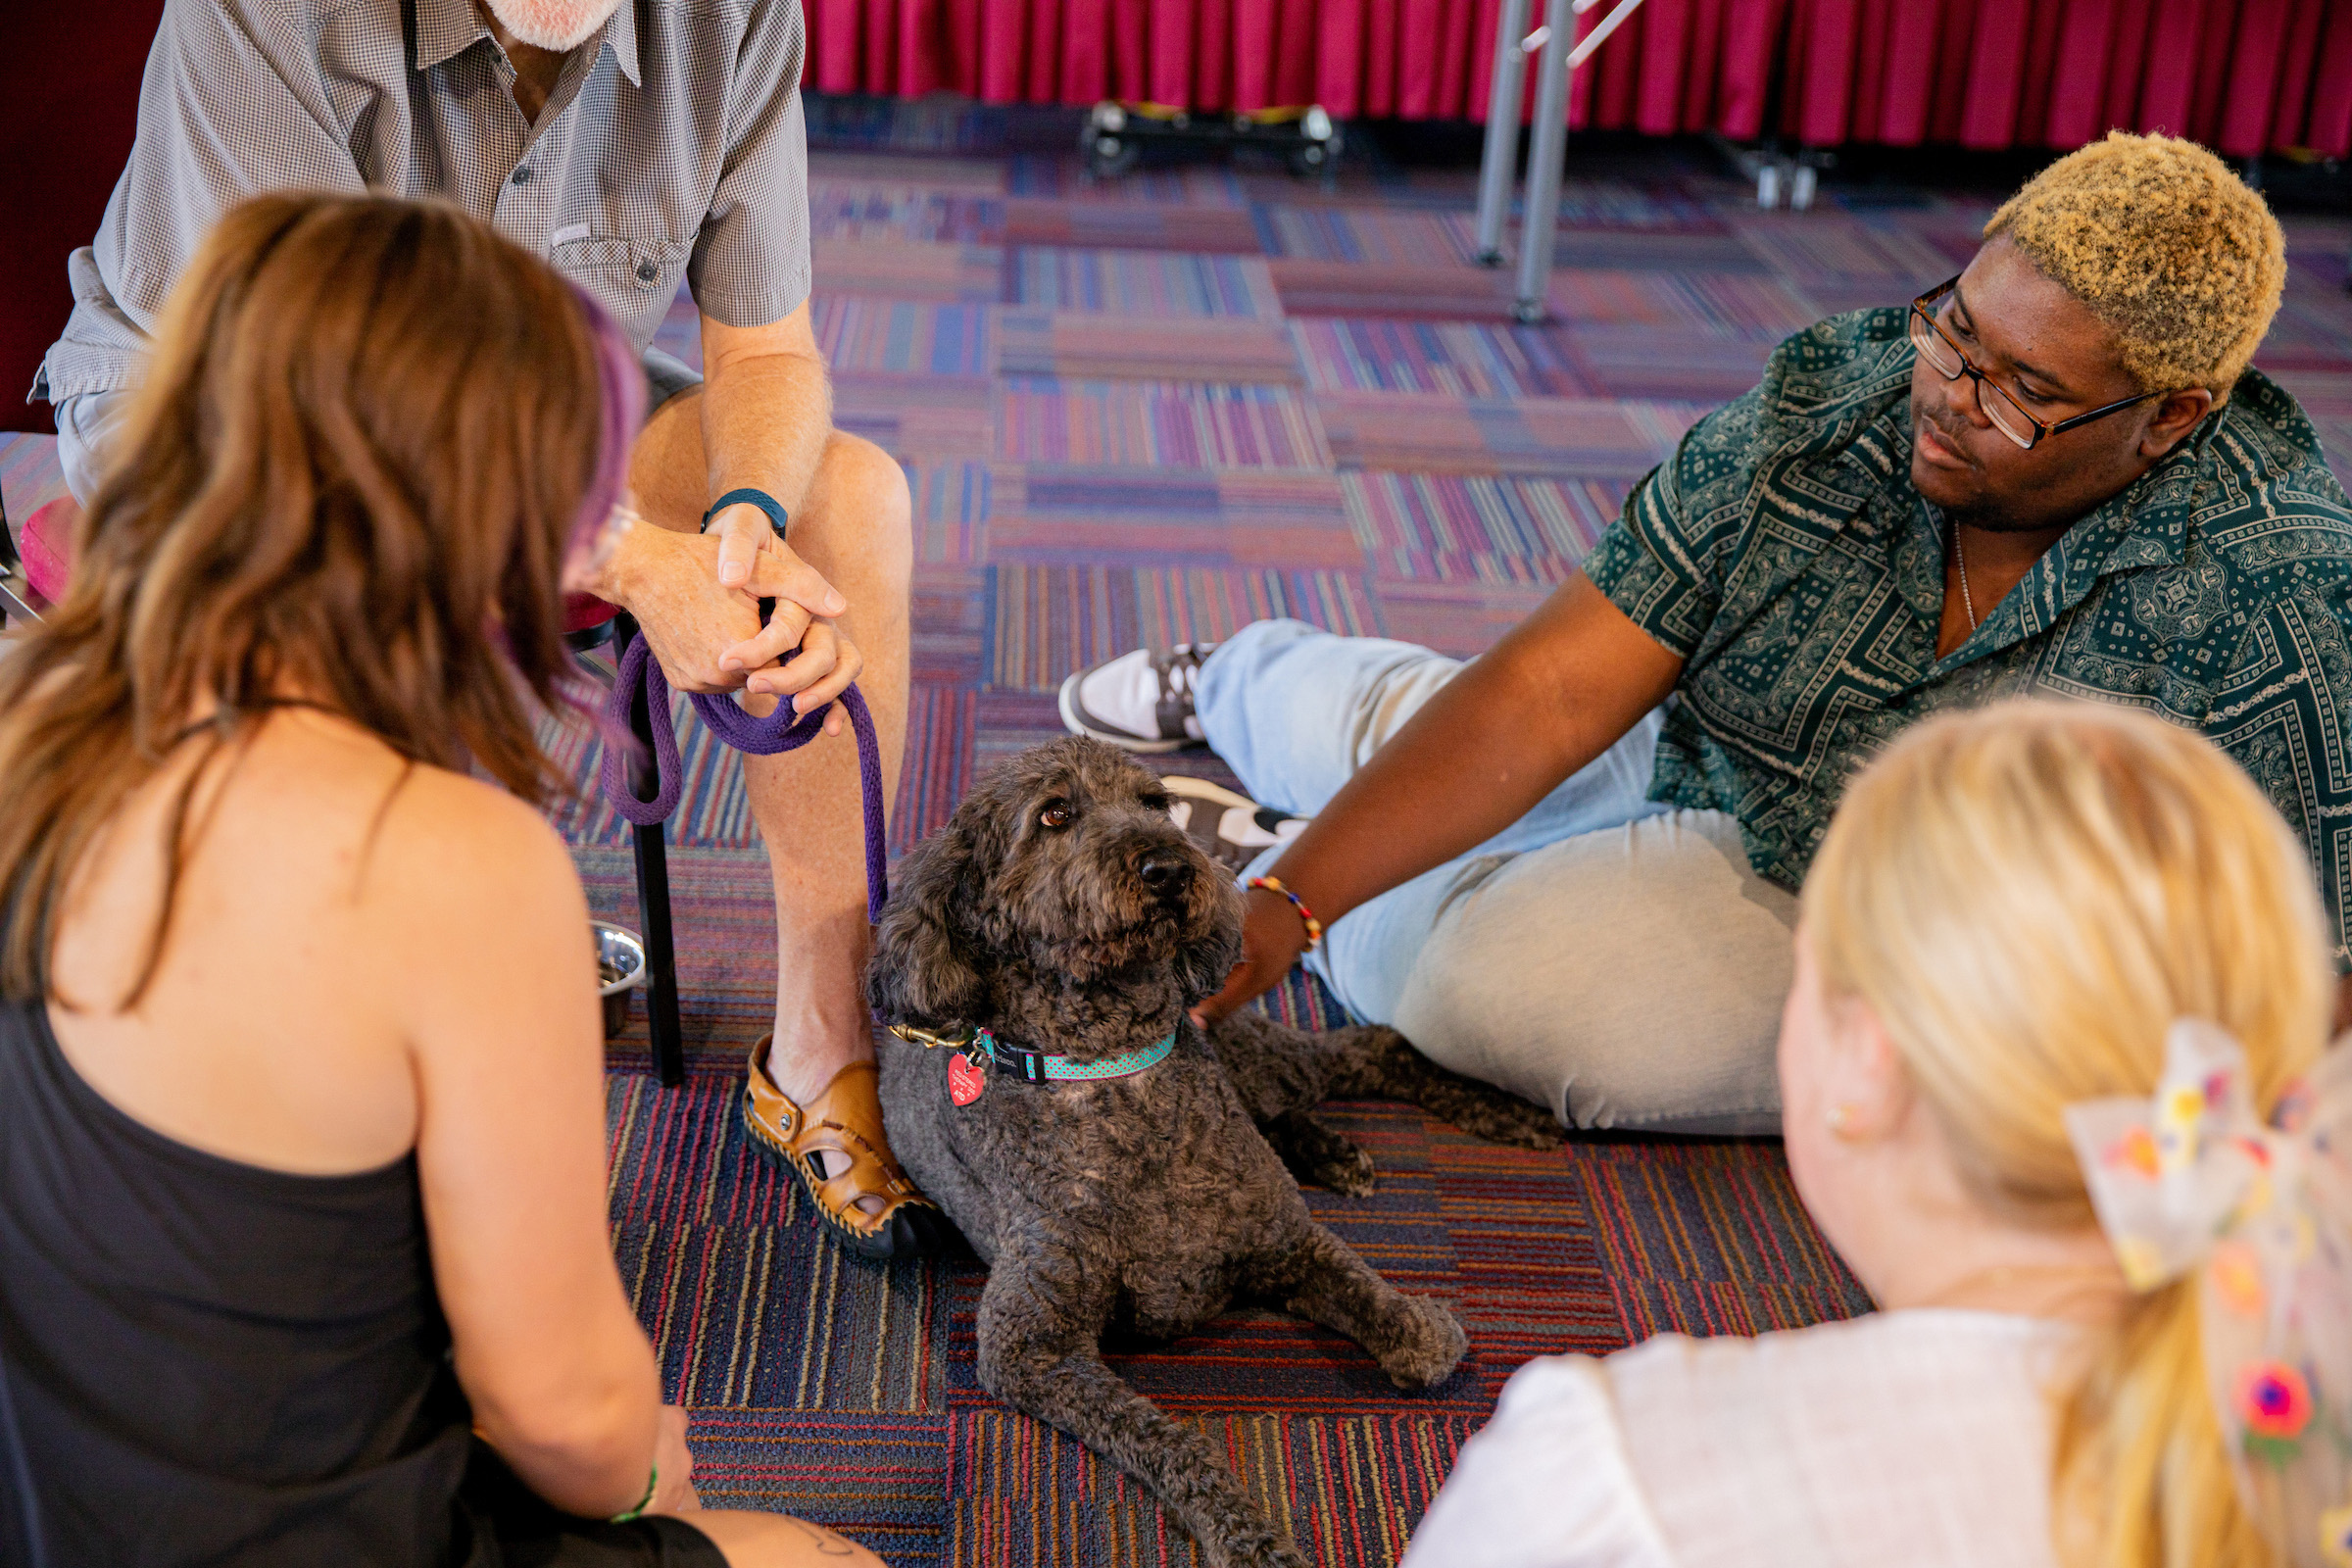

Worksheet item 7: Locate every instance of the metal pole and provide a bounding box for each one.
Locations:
[1472,0,1533,267]
[1567,0,1645,68]
[1510,0,1647,321]
[1511,0,1576,321]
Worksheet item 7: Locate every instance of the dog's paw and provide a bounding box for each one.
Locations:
[1307,1144,1378,1198]
[1463,1093,1568,1151]
[1202,1522,1311,1568]
[1263,1110,1379,1197]
[1380,1294,1469,1391]
[1418,1078,1566,1150]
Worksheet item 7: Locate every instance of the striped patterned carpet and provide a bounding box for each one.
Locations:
[9,107,2352,1568]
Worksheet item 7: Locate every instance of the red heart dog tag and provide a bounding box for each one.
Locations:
[947,1051,987,1106]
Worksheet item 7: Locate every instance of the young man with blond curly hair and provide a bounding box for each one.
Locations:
[1061,132,2352,1135]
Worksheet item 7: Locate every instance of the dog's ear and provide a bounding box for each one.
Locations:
[1173,881,1246,1010]
[865,825,988,1027]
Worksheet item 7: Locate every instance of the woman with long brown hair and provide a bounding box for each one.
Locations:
[0,193,879,1566]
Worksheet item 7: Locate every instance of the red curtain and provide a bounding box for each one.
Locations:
[1780,0,2352,155]
[804,0,2352,157]
[803,0,1762,128]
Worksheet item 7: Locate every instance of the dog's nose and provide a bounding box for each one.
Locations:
[1137,854,1191,896]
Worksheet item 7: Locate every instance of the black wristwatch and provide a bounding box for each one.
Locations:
[700,487,789,545]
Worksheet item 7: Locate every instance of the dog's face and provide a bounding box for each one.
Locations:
[867,737,1243,1029]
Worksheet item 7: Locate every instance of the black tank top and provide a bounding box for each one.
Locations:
[0,998,474,1565]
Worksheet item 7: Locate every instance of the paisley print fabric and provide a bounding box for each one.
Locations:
[1584,308,2352,964]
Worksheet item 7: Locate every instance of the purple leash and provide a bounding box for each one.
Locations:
[598,632,890,922]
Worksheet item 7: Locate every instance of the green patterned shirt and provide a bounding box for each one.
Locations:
[1584,307,2352,964]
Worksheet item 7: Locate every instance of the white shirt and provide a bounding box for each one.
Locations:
[1403,1310,2078,1568]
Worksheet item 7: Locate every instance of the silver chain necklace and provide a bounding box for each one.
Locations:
[1953,528,1981,633]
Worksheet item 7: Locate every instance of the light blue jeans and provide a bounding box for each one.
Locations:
[1197,619,1794,1135]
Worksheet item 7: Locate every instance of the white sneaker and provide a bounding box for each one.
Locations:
[1058,644,1216,753]
[1160,775,1308,873]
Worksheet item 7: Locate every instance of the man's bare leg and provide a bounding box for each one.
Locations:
[628,392,912,1105]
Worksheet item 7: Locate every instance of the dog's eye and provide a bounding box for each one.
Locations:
[1039,804,1072,829]
[1141,792,1172,813]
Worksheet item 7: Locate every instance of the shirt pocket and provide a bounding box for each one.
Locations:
[549,234,692,338]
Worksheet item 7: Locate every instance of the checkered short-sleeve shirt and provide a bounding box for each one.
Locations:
[37,0,810,406]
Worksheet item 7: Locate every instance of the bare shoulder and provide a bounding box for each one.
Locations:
[362,765,585,937]
[361,763,599,1058]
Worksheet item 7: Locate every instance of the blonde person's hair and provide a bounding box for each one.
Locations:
[1803,700,2331,1568]
[1984,130,2286,398]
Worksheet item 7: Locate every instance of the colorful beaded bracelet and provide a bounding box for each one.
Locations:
[1247,875,1323,952]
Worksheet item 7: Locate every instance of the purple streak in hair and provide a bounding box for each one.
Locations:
[567,284,647,569]
[546,285,648,767]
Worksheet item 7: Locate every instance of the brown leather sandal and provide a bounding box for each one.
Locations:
[741,1036,955,1261]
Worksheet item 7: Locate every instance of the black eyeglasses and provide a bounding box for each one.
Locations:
[1908,277,2172,451]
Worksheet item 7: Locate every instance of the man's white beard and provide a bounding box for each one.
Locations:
[484,0,623,50]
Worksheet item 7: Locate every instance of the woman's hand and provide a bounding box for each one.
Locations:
[1193,886,1314,1026]
[650,1403,702,1514]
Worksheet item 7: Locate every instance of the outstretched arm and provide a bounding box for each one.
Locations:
[1198,571,1683,1021]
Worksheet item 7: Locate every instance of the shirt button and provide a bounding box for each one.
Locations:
[510,166,532,185]
[636,261,659,282]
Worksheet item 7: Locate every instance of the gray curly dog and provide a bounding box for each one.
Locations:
[868,736,1562,1568]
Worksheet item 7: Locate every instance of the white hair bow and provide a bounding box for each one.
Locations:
[2066,1021,2352,1567]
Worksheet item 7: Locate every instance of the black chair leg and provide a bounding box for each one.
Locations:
[630,819,686,1088]
[615,612,687,1087]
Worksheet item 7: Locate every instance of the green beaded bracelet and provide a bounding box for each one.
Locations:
[611,1463,658,1524]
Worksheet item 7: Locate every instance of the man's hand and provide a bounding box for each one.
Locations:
[600,524,861,725]
[1194,887,1316,1025]
[708,499,843,608]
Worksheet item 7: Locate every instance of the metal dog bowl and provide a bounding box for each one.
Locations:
[594,921,649,1038]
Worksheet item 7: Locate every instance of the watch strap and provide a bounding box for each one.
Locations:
[701,487,788,545]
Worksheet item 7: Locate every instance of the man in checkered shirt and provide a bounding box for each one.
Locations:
[34,0,951,1262]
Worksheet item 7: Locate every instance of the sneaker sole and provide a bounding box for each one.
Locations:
[1159,774,1265,813]
[1159,774,1306,873]
[1057,670,1198,754]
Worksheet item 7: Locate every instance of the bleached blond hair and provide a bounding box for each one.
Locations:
[1984,131,2286,397]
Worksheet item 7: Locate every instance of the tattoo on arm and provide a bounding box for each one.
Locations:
[789,1519,858,1556]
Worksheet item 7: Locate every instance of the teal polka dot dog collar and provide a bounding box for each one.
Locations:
[887,1023,1179,1102]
